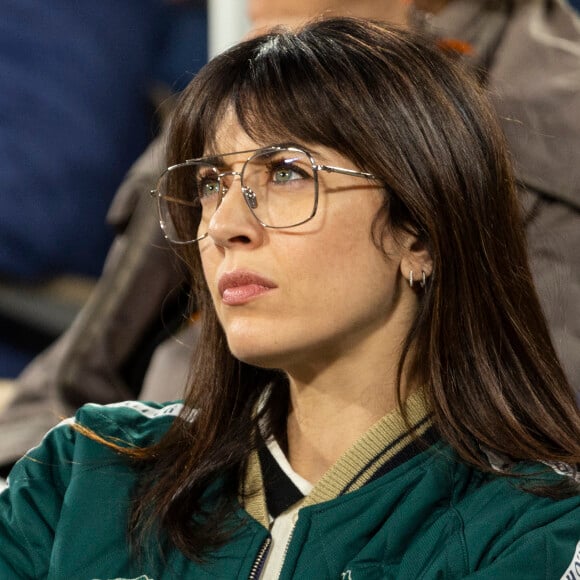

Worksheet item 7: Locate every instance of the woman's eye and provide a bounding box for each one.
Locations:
[272,165,305,183]
[198,179,220,198]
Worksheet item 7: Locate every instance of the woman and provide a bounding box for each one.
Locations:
[1,17,579,579]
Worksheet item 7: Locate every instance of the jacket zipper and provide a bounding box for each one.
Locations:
[248,537,272,580]
[249,511,300,579]
[279,512,299,577]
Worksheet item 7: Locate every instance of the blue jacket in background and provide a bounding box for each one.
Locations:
[0,0,206,281]
[0,0,207,377]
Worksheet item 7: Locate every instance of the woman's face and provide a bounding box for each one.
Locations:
[198,114,418,376]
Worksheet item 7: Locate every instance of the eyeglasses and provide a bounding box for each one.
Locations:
[151,145,377,244]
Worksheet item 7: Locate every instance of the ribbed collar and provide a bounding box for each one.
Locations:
[242,390,435,528]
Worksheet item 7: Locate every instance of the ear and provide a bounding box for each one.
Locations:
[398,232,433,287]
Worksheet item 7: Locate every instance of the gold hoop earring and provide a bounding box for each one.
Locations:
[409,270,414,288]
[420,270,426,288]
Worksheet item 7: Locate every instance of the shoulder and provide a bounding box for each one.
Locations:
[73,399,186,447]
[452,460,580,577]
[0,401,187,578]
[7,400,187,486]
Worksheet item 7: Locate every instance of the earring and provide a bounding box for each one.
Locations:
[420,270,426,288]
[409,270,414,288]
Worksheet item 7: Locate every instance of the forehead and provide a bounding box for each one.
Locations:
[204,106,357,169]
[204,107,302,158]
[206,108,261,156]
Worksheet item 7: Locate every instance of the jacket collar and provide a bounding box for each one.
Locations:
[242,389,435,528]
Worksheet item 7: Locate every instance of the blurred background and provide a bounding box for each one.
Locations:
[0,0,208,377]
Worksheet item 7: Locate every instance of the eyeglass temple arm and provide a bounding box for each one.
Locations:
[317,164,377,180]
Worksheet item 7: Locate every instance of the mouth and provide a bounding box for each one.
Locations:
[218,270,277,306]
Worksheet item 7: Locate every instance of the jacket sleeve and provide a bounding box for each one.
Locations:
[0,418,76,579]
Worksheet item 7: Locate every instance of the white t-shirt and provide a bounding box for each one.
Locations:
[260,438,313,579]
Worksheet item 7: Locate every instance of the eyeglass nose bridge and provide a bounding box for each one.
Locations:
[217,170,258,210]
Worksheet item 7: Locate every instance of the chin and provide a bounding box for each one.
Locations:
[226,337,289,370]
[229,347,283,370]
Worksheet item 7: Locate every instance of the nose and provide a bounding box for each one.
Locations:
[206,171,264,248]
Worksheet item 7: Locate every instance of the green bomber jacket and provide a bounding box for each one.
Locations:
[0,393,579,579]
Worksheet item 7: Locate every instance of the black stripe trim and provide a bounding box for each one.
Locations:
[363,426,440,487]
[258,443,305,518]
[340,416,436,494]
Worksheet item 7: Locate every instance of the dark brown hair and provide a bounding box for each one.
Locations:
[96,17,580,560]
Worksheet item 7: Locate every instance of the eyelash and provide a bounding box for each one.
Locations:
[266,160,311,181]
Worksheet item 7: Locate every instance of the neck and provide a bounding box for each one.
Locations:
[283,337,414,484]
[276,270,420,484]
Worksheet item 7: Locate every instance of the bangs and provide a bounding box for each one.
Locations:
[232,36,348,152]
[168,26,379,170]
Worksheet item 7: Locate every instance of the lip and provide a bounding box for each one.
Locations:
[218,270,277,306]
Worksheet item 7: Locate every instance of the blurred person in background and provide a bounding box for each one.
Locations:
[249,0,409,32]
[0,0,207,377]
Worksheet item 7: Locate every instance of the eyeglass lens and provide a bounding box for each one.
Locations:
[157,148,318,243]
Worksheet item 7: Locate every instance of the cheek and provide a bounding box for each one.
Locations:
[199,245,212,286]
[306,198,391,290]
[289,225,396,310]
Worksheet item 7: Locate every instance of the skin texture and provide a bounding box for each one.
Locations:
[199,111,432,482]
